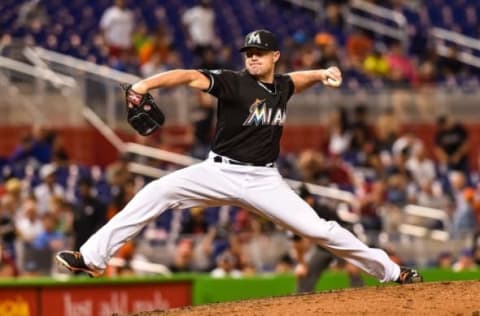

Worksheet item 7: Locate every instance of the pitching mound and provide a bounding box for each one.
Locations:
[130,280,480,316]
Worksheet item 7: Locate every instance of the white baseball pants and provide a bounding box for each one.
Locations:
[81,152,400,282]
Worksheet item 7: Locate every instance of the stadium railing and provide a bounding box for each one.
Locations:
[345,0,408,47]
[7,46,479,126]
[0,54,81,126]
[431,27,480,68]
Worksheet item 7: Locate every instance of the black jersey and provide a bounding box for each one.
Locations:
[199,69,295,164]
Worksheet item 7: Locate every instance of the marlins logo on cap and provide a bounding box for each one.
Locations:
[239,29,279,52]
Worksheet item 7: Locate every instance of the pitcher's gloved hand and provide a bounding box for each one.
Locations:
[121,84,165,136]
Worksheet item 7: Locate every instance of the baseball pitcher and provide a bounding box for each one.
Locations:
[56,30,422,285]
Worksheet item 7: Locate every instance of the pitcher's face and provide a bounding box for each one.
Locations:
[244,48,279,78]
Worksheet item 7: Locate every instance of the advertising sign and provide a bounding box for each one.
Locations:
[42,283,191,316]
[0,289,38,316]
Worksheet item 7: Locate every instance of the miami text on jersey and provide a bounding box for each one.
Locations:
[243,98,286,126]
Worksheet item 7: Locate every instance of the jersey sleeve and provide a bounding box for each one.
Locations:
[197,69,239,100]
[281,74,295,100]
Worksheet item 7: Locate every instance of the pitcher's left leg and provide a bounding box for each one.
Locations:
[244,176,400,282]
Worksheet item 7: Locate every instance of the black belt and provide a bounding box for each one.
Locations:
[213,156,275,168]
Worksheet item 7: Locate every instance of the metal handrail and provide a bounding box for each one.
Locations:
[0,72,47,123]
[345,14,406,41]
[345,0,408,45]
[82,106,126,152]
[0,56,76,88]
[431,27,480,68]
[431,27,480,51]
[282,0,322,14]
[32,46,140,83]
[350,0,406,27]
[23,47,77,89]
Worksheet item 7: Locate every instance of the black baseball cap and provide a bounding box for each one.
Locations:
[239,29,279,52]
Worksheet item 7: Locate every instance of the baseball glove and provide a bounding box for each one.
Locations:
[121,84,165,136]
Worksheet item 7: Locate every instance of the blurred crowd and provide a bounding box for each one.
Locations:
[1,0,479,90]
[0,0,480,282]
[0,110,480,279]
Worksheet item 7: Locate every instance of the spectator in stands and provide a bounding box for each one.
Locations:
[105,154,132,196]
[218,47,234,69]
[33,164,65,215]
[30,125,54,164]
[315,33,340,69]
[439,45,466,80]
[346,29,373,68]
[170,238,195,272]
[384,148,415,205]
[105,240,136,277]
[473,233,480,266]
[415,49,439,119]
[15,197,43,244]
[406,142,436,186]
[345,105,376,169]
[181,207,209,235]
[452,248,477,272]
[3,178,24,214]
[15,0,48,31]
[356,180,384,246]
[50,134,70,167]
[132,23,150,54]
[32,212,66,252]
[385,40,416,87]
[297,150,354,191]
[436,251,453,269]
[182,0,217,64]
[27,210,66,276]
[449,171,477,237]
[107,177,136,220]
[189,97,215,159]
[0,194,17,259]
[363,42,389,79]
[9,135,37,168]
[374,108,400,166]
[186,46,223,159]
[50,196,73,237]
[9,128,54,168]
[138,25,172,67]
[326,107,351,157]
[210,250,242,278]
[72,178,107,251]
[391,131,422,159]
[100,0,134,58]
[239,215,288,273]
[434,115,470,176]
[0,249,17,277]
[275,254,294,274]
[320,1,346,44]
[414,180,451,212]
[15,197,43,274]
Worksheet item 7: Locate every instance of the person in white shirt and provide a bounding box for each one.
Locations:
[33,164,65,215]
[406,142,436,186]
[210,250,243,278]
[100,0,134,57]
[182,0,216,60]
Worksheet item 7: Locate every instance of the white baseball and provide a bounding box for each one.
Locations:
[327,78,341,86]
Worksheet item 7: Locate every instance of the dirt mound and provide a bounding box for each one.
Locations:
[130,280,480,316]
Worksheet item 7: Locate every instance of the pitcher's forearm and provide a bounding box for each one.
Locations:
[132,69,209,93]
[288,67,342,93]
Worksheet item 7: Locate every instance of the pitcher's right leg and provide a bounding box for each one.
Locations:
[62,161,239,272]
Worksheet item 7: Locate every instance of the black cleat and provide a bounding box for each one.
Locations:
[396,266,423,284]
[56,251,102,277]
